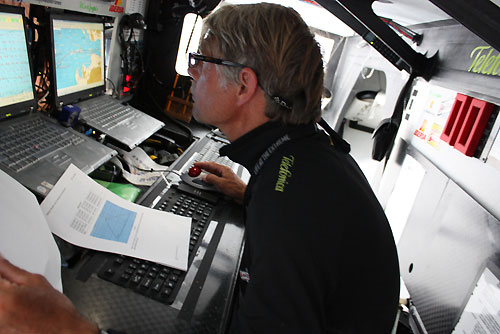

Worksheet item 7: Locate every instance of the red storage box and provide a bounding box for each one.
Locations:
[454,98,494,157]
[440,93,472,146]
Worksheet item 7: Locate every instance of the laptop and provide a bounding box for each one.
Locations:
[49,14,164,150]
[0,5,117,198]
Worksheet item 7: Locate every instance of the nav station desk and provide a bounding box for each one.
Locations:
[60,132,246,334]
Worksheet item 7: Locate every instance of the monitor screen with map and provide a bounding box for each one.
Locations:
[51,16,104,100]
[0,9,35,111]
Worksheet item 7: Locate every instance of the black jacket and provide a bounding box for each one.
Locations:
[222,121,400,334]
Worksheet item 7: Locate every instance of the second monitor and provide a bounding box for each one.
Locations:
[49,13,164,150]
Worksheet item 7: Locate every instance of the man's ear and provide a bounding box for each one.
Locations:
[236,67,259,106]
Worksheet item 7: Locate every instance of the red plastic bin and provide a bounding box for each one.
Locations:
[440,93,472,146]
[454,98,494,157]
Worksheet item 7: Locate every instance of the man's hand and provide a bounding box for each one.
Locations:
[194,161,247,204]
[0,254,99,334]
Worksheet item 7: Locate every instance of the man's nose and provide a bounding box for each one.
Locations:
[187,65,198,80]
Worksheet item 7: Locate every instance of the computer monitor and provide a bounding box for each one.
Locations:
[49,14,105,106]
[0,6,35,119]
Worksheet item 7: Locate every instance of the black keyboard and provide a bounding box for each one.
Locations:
[0,117,84,172]
[97,186,217,305]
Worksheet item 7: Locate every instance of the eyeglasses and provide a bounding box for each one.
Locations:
[188,52,247,69]
[187,52,292,109]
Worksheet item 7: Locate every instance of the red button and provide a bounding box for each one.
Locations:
[188,166,202,177]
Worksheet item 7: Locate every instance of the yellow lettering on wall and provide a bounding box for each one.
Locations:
[468,46,500,77]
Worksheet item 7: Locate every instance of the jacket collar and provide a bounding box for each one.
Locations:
[219,121,317,176]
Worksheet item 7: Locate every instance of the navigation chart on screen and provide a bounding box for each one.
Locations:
[0,12,34,107]
[53,19,104,96]
[91,201,136,243]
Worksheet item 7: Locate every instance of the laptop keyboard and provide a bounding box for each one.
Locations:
[0,117,84,172]
[98,187,216,305]
[79,97,138,130]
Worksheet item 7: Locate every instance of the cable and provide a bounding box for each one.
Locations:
[118,15,147,94]
[184,15,199,54]
[380,17,423,45]
[147,89,194,142]
[159,168,186,187]
[131,165,182,174]
[106,77,117,97]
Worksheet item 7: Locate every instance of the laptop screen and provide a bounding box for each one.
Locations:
[0,10,34,114]
[51,16,105,101]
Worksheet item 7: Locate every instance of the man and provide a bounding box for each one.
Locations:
[0,3,400,333]
[189,4,400,333]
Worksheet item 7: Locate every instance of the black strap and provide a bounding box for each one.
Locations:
[318,118,351,153]
[391,72,418,126]
[371,72,417,161]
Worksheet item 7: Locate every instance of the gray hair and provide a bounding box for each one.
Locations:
[201,3,324,124]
